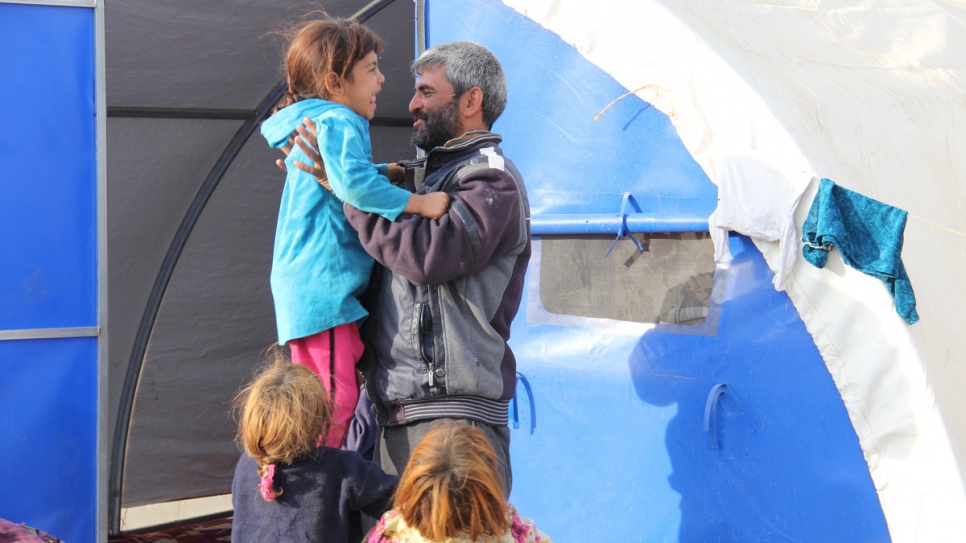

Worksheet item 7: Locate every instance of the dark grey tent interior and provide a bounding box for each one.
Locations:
[105,0,417,529]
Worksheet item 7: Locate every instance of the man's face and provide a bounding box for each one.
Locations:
[409,66,463,151]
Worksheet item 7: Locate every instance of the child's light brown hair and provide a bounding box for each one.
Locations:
[393,420,508,540]
[233,349,332,500]
[276,15,382,110]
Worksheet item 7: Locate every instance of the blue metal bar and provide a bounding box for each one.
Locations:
[1,0,96,6]
[530,214,709,235]
[0,326,99,341]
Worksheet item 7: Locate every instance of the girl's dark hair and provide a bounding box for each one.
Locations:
[275,16,382,112]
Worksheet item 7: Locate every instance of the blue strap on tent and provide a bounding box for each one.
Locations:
[703,383,728,448]
[604,192,646,257]
[511,372,537,435]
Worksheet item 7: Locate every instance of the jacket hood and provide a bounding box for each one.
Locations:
[260,99,355,149]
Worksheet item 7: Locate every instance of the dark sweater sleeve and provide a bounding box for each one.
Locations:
[344,165,525,286]
[346,454,399,519]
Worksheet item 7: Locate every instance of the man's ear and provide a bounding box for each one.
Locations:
[324,73,344,97]
[461,87,484,119]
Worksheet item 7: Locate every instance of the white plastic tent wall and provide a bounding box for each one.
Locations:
[500,0,966,540]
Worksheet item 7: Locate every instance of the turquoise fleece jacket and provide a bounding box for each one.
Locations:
[261,99,412,344]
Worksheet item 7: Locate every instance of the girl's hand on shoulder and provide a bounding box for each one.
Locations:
[386,163,405,183]
[405,192,450,220]
[423,192,451,219]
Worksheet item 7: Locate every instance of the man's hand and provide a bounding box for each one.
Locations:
[275,139,293,171]
[275,118,332,193]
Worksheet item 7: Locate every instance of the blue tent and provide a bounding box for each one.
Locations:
[4,1,965,541]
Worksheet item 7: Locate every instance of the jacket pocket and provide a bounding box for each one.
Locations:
[410,302,435,368]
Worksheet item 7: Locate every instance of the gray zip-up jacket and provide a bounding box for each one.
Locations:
[344,131,531,427]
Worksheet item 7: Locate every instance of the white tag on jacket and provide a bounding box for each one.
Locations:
[480,147,505,171]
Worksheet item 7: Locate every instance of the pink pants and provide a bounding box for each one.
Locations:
[289,323,364,448]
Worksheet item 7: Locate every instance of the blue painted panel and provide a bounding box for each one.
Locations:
[426,0,717,218]
[509,237,889,542]
[0,4,97,330]
[428,1,889,541]
[0,5,98,543]
[0,337,97,543]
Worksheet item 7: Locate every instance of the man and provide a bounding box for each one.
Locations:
[293,41,529,494]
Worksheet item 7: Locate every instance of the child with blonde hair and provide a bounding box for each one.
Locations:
[261,16,450,449]
[231,355,397,543]
[366,421,552,543]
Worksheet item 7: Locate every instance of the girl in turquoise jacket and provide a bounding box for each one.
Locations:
[260,17,448,448]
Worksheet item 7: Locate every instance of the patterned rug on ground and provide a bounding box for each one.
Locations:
[0,518,66,543]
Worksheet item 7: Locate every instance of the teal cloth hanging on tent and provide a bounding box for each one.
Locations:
[801,178,919,324]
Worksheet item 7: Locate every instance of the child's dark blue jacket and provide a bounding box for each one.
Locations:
[231,447,397,543]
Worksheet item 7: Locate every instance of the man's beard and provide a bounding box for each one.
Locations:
[410,98,462,151]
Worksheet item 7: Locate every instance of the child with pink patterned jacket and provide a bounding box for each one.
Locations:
[366,420,552,543]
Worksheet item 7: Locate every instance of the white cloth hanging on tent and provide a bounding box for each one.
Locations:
[708,155,811,291]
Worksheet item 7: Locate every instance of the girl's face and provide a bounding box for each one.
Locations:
[335,50,384,120]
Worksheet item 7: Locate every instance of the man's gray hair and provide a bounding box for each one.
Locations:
[412,41,507,128]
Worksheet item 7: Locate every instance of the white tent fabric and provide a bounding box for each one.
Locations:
[502,0,966,540]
